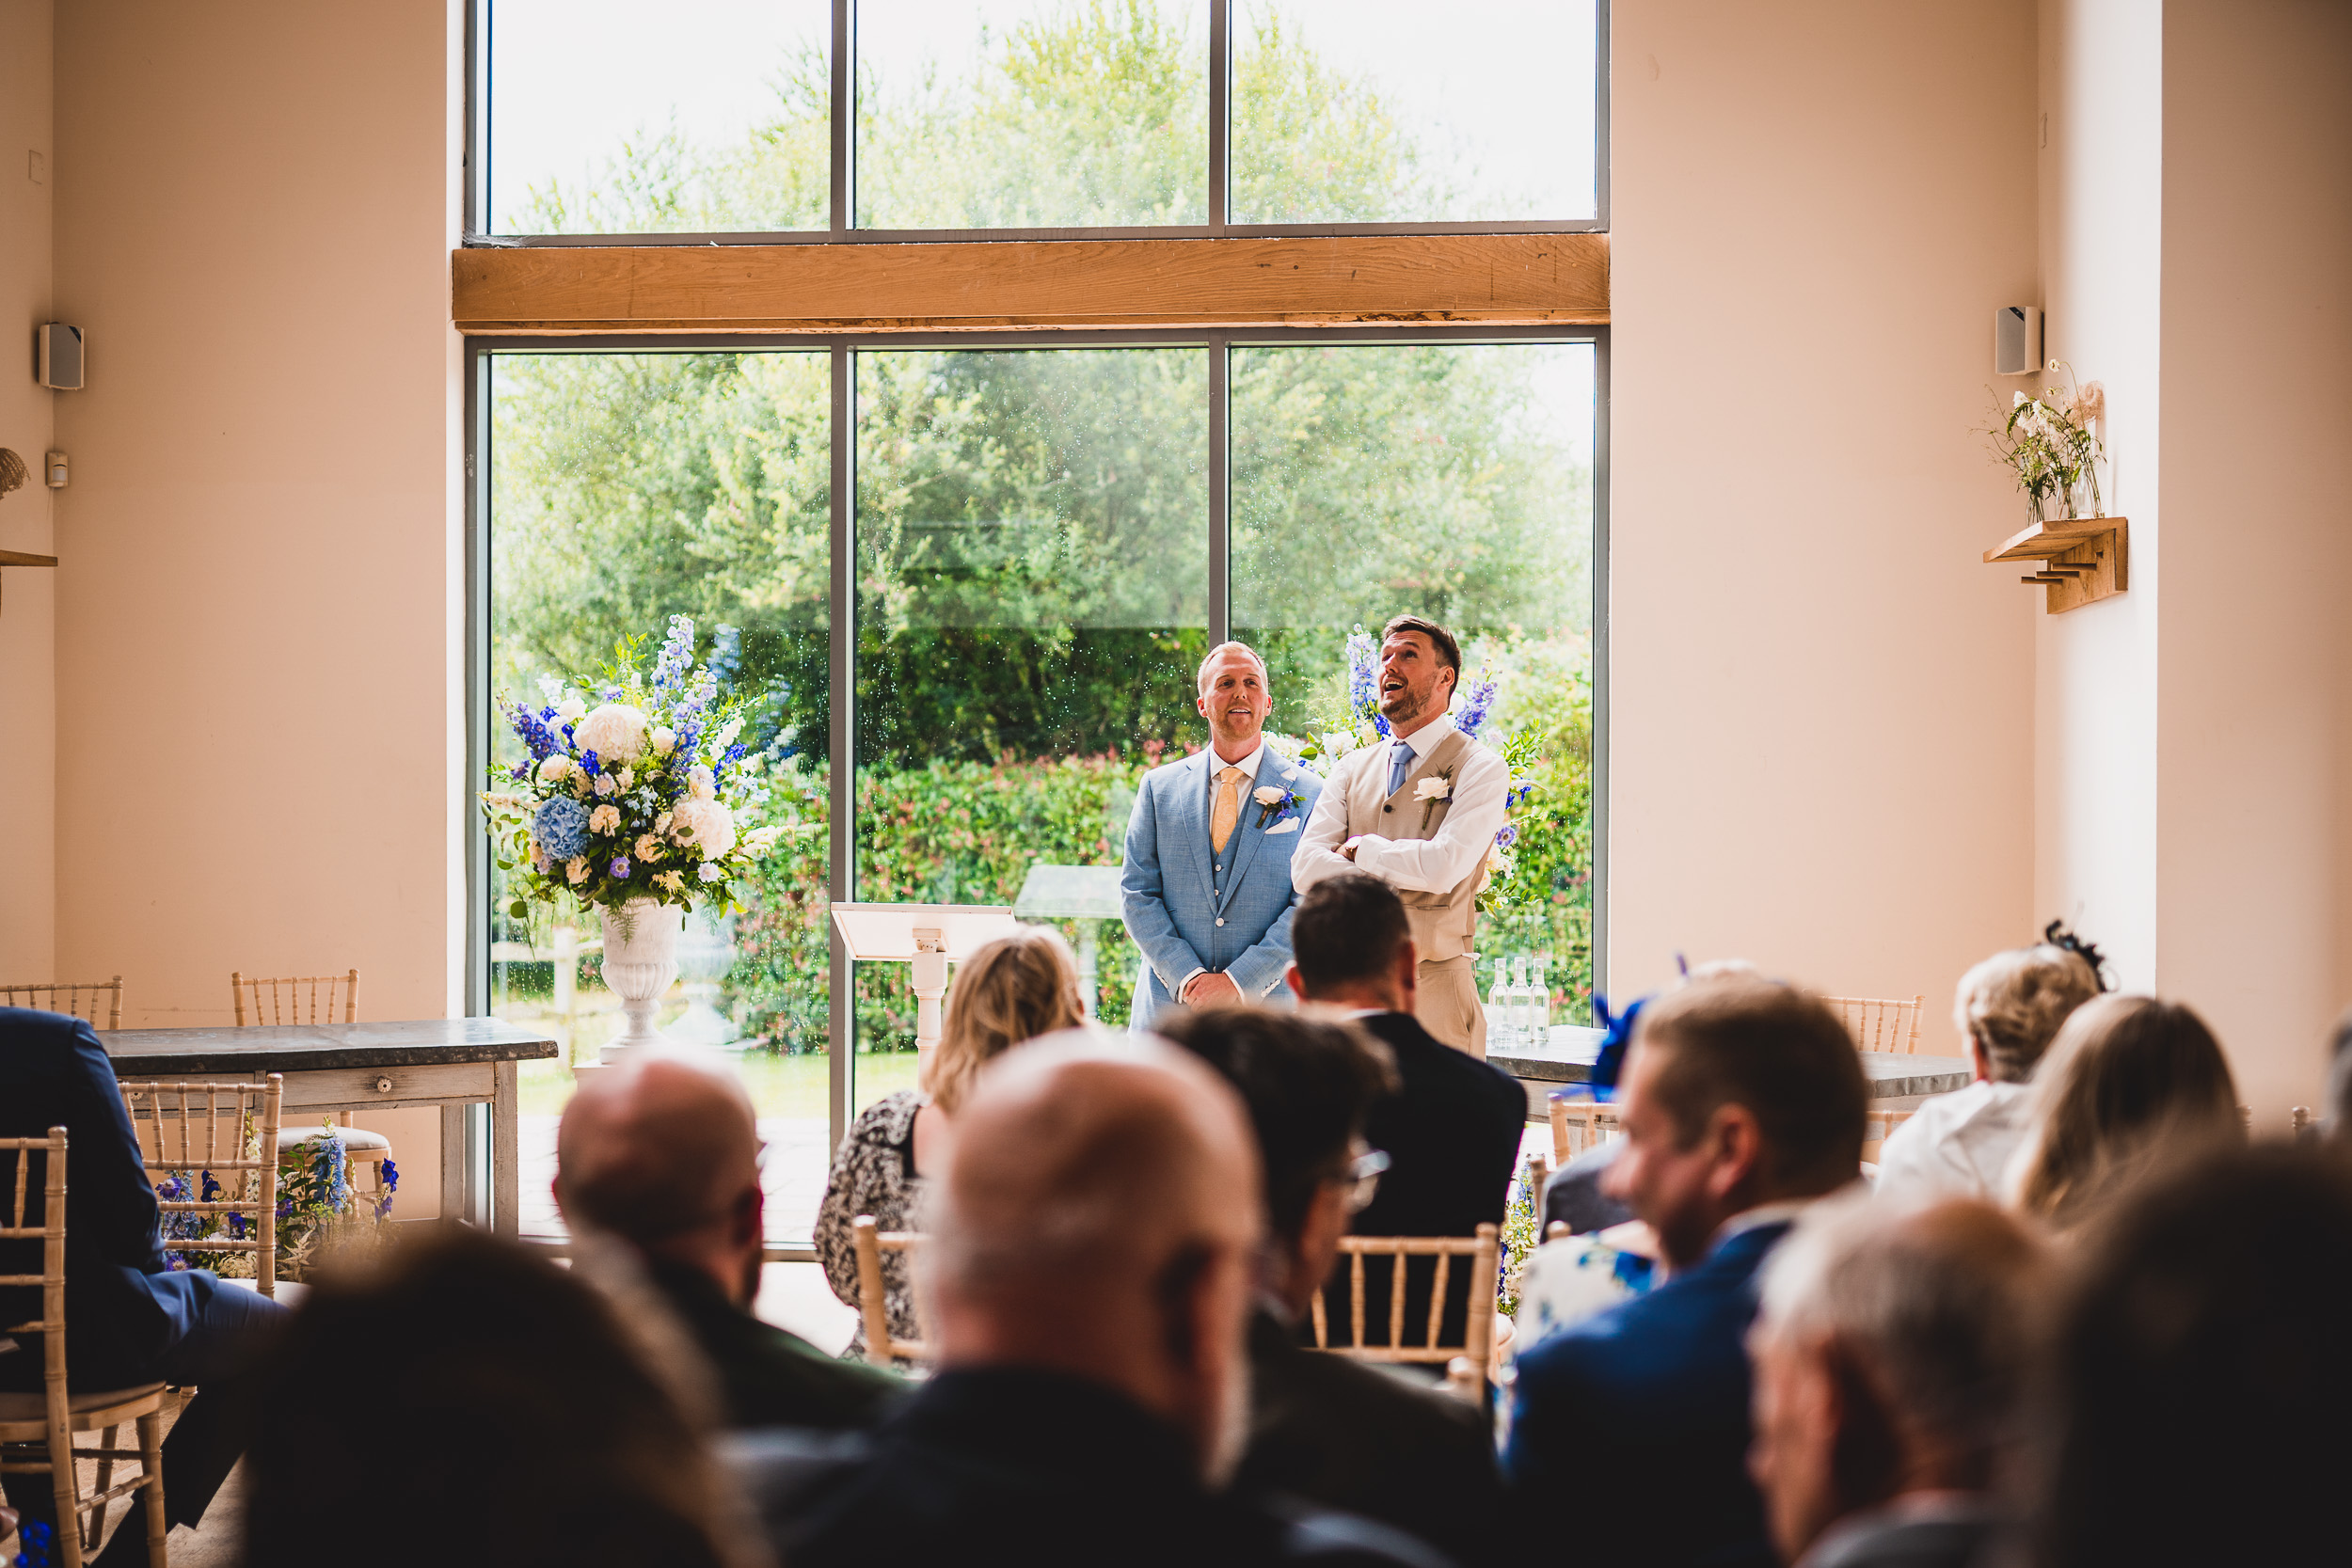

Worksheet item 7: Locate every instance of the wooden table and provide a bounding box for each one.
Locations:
[1490,1026,1973,1118]
[99,1020,560,1236]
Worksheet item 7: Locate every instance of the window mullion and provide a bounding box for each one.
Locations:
[1209,335,1230,644]
[828,341,855,1151]
[832,0,854,234]
[1208,0,1229,233]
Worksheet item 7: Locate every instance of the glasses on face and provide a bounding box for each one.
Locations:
[1342,1148,1391,1213]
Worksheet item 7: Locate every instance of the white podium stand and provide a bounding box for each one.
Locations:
[829,902,1025,1053]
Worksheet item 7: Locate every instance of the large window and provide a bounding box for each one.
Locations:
[474,0,1607,238]
[479,331,1599,1244]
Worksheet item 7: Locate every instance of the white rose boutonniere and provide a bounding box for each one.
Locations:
[1414,770,1454,832]
[1254,783,1305,832]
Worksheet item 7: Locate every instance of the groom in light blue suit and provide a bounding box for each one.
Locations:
[1121,641,1323,1031]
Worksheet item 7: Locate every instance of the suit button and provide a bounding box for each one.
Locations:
[1216,917,1226,927]
[1384,803,1392,813]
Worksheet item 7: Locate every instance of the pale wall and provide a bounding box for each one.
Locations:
[2152,0,2352,1119]
[51,0,461,1209]
[0,0,56,980]
[2033,0,2163,995]
[1609,0,2041,1045]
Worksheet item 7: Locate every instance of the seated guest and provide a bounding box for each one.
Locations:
[1877,937,2101,1201]
[815,927,1086,1363]
[1541,1137,1634,1236]
[557,1050,903,1429]
[241,1228,742,1568]
[1504,975,1868,1568]
[750,1036,1443,1568]
[1748,1197,2048,1568]
[1156,1006,1504,1567]
[0,1007,289,1566]
[2008,993,2240,1230]
[2031,1145,2352,1566]
[1286,871,1525,1349]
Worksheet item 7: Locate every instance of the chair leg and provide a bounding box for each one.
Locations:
[51,1413,84,1568]
[135,1410,167,1568]
[87,1423,119,1551]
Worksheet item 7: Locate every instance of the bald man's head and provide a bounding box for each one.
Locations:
[558,1053,765,1302]
[925,1034,1262,1481]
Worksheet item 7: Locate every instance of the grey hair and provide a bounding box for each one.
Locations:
[1195,641,1268,692]
[1951,944,2101,1083]
[1756,1193,2045,1462]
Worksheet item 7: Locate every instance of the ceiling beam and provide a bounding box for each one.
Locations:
[452,232,1608,336]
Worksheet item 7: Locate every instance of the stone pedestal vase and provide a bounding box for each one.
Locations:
[598,898,683,1066]
[667,906,742,1050]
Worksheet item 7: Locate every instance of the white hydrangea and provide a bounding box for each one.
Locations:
[672,798,737,858]
[573,704,648,765]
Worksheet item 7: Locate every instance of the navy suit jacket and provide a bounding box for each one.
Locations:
[1120,746,1322,1029]
[1504,1219,1795,1568]
[0,1007,217,1389]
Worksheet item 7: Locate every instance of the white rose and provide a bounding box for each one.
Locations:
[572,704,649,765]
[634,833,665,862]
[536,755,572,784]
[588,804,622,834]
[672,798,738,858]
[650,727,676,754]
[555,698,587,722]
[1252,784,1285,807]
[1413,776,1453,802]
[687,765,716,801]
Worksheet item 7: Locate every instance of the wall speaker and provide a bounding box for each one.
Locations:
[1994,307,2042,377]
[38,324,83,390]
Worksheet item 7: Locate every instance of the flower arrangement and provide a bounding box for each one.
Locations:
[1990,360,2106,524]
[480,615,794,924]
[150,1117,398,1283]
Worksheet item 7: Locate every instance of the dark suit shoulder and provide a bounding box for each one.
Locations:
[1358,1012,1522,1106]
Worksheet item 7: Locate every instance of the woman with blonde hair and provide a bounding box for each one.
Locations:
[2009,993,2242,1230]
[1876,929,2103,1201]
[814,926,1088,1362]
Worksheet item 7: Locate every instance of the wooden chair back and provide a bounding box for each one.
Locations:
[1823,994,1926,1054]
[2293,1105,2316,1143]
[1,1132,171,1568]
[230,969,358,1027]
[1549,1098,1620,1166]
[0,978,123,1031]
[1309,1223,1501,1386]
[118,1077,284,1297]
[850,1216,930,1366]
[1863,1108,1915,1165]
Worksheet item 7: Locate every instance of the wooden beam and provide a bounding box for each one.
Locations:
[452,232,1609,336]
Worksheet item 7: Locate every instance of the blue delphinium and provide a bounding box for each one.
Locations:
[505,699,564,761]
[1454,668,1497,739]
[310,1131,350,1215]
[535,797,590,861]
[375,1156,401,1219]
[1343,625,1392,739]
[652,613,696,693]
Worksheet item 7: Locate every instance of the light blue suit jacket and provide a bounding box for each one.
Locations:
[1120,746,1323,1031]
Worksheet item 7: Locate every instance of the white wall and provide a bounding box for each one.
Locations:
[1610,0,2042,1047]
[50,0,462,1208]
[0,0,56,981]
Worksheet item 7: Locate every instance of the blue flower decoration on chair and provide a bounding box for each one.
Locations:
[534,797,590,861]
[1587,992,1649,1097]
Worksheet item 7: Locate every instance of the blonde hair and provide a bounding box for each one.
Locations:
[1952,944,2102,1083]
[2010,994,2241,1229]
[1195,641,1268,693]
[921,927,1088,1114]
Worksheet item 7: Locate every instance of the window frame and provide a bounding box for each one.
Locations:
[463,324,1609,1243]
[462,0,1612,245]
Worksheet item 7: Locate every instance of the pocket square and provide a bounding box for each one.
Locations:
[1265,818,1300,835]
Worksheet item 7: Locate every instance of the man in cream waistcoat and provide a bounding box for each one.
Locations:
[1293,615,1508,1057]
[1121,641,1323,1031]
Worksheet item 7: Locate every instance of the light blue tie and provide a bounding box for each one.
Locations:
[1385,738,1416,799]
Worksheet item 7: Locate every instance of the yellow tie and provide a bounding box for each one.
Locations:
[1211,766,1247,854]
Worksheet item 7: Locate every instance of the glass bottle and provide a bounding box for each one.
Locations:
[1530,955,1551,1042]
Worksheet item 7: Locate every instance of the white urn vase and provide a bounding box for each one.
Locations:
[597,897,684,1067]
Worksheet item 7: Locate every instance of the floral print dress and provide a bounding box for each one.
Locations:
[816,1089,927,1367]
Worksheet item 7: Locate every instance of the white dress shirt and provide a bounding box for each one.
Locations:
[1310,712,1510,895]
[1179,740,1272,997]
[1872,1080,2034,1203]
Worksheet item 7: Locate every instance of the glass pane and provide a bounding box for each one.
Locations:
[1232,0,1600,224]
[486,0,830,234]
[852,347,1209,1103]
[857,0,1209,228]
[1231,341,1597,1012]
[488,350,834,1245]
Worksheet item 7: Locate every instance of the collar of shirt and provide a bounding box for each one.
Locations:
[1390,710,1458,761]
[1713,1196,1820,1247]
[1210,740,1266,782]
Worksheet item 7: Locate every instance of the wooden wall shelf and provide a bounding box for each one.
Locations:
[1985,516,2127,613]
